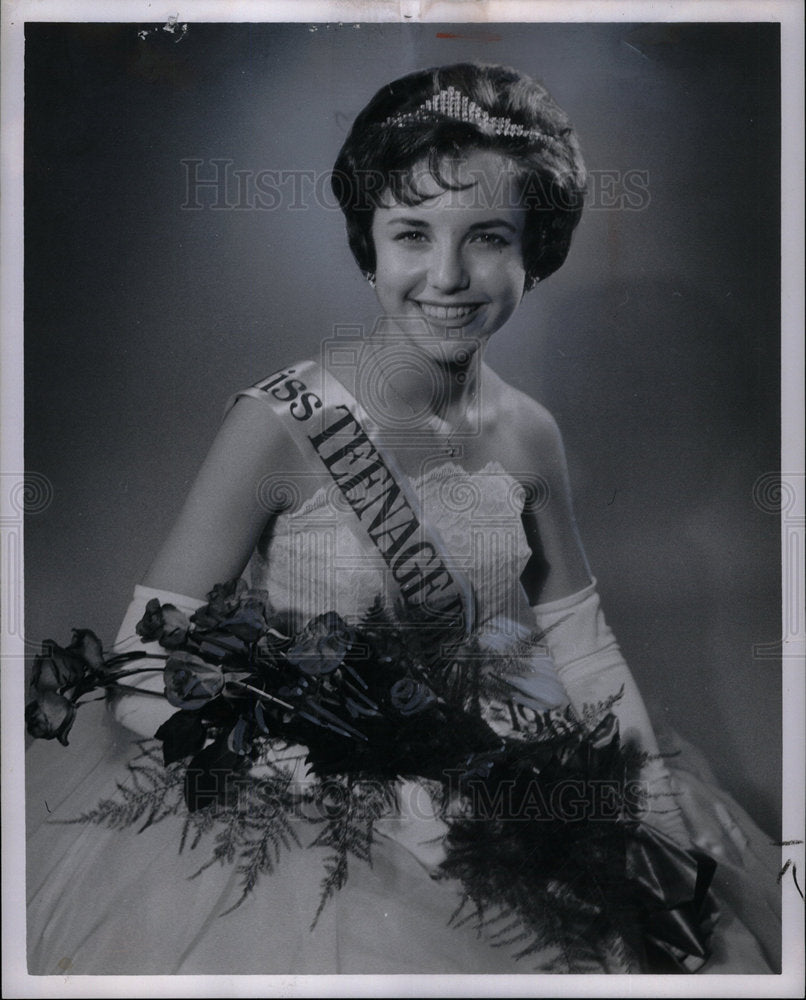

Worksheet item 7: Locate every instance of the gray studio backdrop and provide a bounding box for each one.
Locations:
[24,22,781,833]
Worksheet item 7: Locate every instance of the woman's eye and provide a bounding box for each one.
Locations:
[394,230,428,243]
[470,232,509,246]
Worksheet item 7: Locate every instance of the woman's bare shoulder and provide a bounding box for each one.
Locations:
[482,367,562,459]
[221,361,324,471]
[141,377,310,597]
[219,389,301,467]
[483,370,591,601]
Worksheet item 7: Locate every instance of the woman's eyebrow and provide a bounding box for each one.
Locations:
[467,219,518,233]
[384,217,518,232]
[385,217,430,228]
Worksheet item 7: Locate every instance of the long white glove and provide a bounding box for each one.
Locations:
[110,585,314,787]
[533,580,690,846]
[110,584,206,739]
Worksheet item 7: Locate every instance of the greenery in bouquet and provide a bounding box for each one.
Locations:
[26,578,717,972]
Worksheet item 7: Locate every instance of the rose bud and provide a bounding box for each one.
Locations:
[390,677,437,716]
[136,598,167,642]
[31,639,87,694]
[164,651,224,710]
[191,579,249,629]
[68,629,105,670]
[136,599,191,649]
[25,691,77,745]
[217,600,268,643]
[287,612,353,676]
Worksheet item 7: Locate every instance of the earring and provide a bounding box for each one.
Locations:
[365,272,376,288]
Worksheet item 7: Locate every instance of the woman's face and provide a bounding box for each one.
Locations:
[370,149,527,358]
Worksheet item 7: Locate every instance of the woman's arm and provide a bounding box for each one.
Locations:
[515,399,592,604]
[510,393,690,844]
[111,394,302,735]
[142,394,299,598]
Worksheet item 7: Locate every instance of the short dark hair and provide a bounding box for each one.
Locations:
[331,63,587,289]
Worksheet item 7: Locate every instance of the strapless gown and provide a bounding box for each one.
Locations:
[25,461,782,975]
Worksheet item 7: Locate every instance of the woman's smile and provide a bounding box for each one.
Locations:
[414,301,483,322]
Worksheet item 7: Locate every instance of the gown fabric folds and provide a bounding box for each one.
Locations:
[25,384,782,976]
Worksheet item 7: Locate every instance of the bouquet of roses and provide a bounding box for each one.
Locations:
[26,579,717,972]
[28,580,511,800]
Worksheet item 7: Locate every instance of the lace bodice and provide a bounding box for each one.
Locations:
[247,460,532,632]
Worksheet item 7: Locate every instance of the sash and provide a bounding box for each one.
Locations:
[226,360,476,647]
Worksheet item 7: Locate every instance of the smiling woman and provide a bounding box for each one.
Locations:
[24,52,782,977]
[332,64,586,294]
[370,151,528,353]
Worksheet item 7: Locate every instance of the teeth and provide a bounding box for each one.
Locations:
[418,303,479,320]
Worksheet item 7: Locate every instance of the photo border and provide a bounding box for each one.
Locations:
[2,1,803,997]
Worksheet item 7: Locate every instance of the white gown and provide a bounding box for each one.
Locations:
[26,456,781,975]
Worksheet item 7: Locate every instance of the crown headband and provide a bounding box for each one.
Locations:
[381,85,550,142]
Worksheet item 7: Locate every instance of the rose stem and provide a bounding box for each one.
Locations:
[227,679,295,712]
[100,681,168,697]
[102,663,168,680]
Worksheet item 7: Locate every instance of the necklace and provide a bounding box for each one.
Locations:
[377,369,478,458]
[442,379,477,458]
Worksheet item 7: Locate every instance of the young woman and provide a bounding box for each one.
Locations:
[26,62,780,976]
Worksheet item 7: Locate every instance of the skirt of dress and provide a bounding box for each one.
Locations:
[26,700,781,976]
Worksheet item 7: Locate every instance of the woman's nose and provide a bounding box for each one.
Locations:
[428,241,470,293]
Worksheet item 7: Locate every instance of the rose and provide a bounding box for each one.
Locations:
[389,677,437,716]
[190,582,271,655]
[218,600,269,642]
[136,599,191,649]
[286,612,353,676]
[199,600,268,652]
[193,578,249,626]
[25,691,77,745]
[191,580,270,630]
[68,629,105,670]
[31,638,89,694]
[164,651,225,710]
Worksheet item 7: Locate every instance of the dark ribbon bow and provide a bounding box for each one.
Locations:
[627,822,719,972]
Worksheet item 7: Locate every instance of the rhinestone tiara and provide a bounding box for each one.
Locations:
[381,85,550,142]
